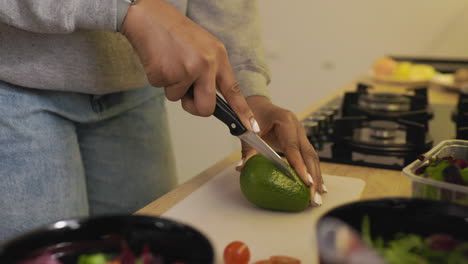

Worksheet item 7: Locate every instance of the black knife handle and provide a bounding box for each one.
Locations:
[187,87,247,136]
[213,94,248,136]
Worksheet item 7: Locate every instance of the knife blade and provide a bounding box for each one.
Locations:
[210,92,296,180]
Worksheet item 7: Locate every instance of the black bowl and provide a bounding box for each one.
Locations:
[316,197,468,263]
[318,197,468,240]
[0,215,214,264]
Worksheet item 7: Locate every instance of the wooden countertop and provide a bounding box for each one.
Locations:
[136,78,458,216]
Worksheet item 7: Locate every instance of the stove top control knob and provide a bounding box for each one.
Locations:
[322,110,335,122]
[321,110,335,135]
[324,104,340,116]
[302,119,322,149]
[310,113,328,139]
[302,120,319,138]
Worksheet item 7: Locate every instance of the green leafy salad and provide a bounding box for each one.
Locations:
[361,216,468,264]
[415,156,468,186]
[414,156,468,205]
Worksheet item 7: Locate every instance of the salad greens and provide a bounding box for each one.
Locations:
[77,253,114,264]
[361,215,468,264]
[416,156,468,186]
[414,156,468,206]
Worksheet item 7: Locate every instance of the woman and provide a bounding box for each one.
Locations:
[0,0,325,243]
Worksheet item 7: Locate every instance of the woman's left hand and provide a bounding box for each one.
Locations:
[235,96,326,207]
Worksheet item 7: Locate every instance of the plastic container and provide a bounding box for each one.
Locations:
[402,139,468,206]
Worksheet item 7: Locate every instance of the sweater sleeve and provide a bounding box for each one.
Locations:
[0,0,129,33]
[187,0,271,99]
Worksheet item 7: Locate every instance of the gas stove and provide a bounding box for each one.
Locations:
[303,83,459,170]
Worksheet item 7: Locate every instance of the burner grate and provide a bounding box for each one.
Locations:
[303,83,441,170]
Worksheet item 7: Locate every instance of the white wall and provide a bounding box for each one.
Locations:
[168,1,468,184]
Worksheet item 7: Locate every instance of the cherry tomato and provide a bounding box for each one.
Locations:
[223,241,250,264]
[269,255,301,264]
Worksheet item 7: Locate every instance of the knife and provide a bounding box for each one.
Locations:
[210,92,296,180]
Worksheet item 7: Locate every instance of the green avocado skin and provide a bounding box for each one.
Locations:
[240,154,310,212]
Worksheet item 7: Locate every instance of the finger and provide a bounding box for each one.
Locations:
[194,73,217,116]
[180,93,198,115]
[314,158,327,193]
[298,125,325,194]
[310,185,322,207]
[296,122,322,206]
[240,139,258,160]
[164,79,193,102]
[305,146,326,205]
[216,59,258,133]
[235,140,258,172]
[275,119,312,187]
[182,72,216,117]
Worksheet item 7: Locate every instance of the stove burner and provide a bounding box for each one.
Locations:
[358,93,411,112]
[368,120,400,139]
[334,117,432,156]
[305,83,437,170]
[341,84,432,122]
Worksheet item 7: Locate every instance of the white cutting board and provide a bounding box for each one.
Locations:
[163,165,365,264]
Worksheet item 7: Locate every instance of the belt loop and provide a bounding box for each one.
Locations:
[90,95,103,113]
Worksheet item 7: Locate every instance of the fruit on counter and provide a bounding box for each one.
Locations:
[223,241,251,264]
[372,56,398,77]
[454,68,468,84]
[372,56,436,81]
[391,61,411,80]
[398,63,435,81]
[239,154,310,212]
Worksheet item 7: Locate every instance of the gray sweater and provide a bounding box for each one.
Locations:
[0,0,270,97]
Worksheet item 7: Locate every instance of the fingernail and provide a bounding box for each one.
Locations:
[250,118,261,133]
[236,159,244,167]
[308,173,314,185]
[322,184,328,193]
[314,192,322,206]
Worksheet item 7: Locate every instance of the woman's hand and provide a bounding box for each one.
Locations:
[236,96,327,207]
[121,0,257,132]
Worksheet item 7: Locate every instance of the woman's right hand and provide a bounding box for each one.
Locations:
[121,0,257,132]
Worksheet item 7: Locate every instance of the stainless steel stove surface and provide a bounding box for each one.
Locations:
[303,83,458,170]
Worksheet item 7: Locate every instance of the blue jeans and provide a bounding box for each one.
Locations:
[0,81,177,244]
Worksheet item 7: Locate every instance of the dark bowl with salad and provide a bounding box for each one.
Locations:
[0,215,214,264]
[316,198,468,264]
